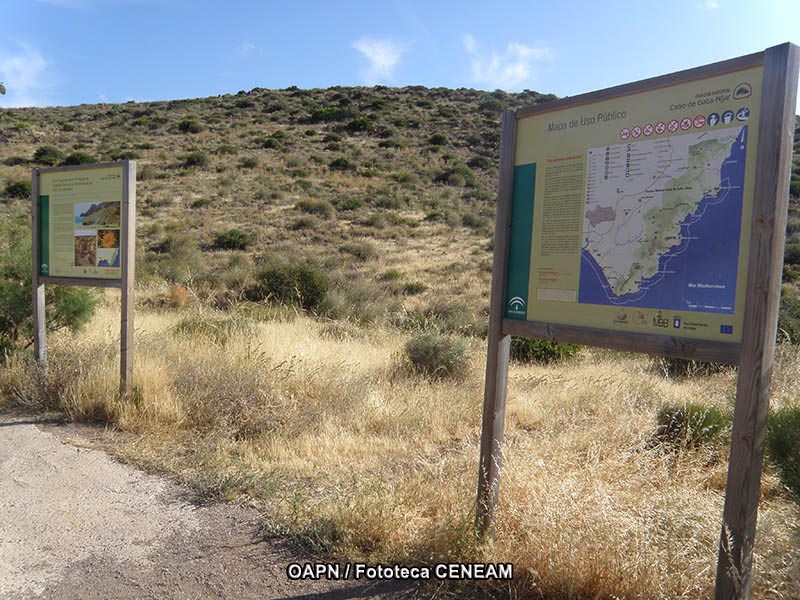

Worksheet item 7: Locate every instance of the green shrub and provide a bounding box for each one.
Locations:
[61,152,97,166]
[510,338,582,364]
[405,301,486,337]
[330,157,355,171]
[295,198,336,218]
[3,157,27,166]
[33,145,64,166]
[403,333,469,379]
[339,241,377,262]
[0,216,97,357]
[654,403,731,450]
[778,287,800,343]
[334,197,363,211]
[766,407,800,499]
[310,107,352,123]
[178,117,204,133]
[246,260,329,311]
[401,282,427,295]
[214,229,252,250]
[467,155,492,170]
[434,164,478,187]
[427,132,448,146]
[381,269,402,281]
[346,117,373,133]
[182,149,209,168]
[238,156,259,169]
[144,233,206,284]
[3,180,31,200]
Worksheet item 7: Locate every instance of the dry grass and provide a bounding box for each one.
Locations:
[1,302,799,599]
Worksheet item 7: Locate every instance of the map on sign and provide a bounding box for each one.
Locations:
[579,126,747,313]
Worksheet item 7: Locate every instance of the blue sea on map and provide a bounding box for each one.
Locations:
[578,126,747,314]
[98,252,120,267]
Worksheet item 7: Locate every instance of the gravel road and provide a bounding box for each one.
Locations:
[0,413,417,599]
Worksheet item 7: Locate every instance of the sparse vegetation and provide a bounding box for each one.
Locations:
[1,87,799,600]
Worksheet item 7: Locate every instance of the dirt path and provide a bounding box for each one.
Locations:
[0,413,417,600]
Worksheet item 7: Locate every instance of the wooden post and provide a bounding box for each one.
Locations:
[30,168,46,372]
[714,42,800,600]
[476,109,517,538]
[119,160,136,395]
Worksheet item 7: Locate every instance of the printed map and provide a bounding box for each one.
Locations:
[579,126,747,313]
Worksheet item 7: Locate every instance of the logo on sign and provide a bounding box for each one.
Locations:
[722,110,735,124]
[40,263,49,274]
[508,296,526,313]
[733,82,752,99]
[720,324,734,335]
[707,112,720,127]
[667,119,679,133]
[736,107,750,121]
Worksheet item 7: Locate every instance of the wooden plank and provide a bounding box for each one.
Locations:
[714,42,800,600]
[476,109,516,538]
[516,51,763,119]
[119,160,136,395]
[30,168,47,371]
[503,319,741,365]
[39,276,122,288]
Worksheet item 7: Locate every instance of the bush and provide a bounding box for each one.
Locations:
[427,133,448,146]
[346,117,373,133]
[654,403,731,450]
[434,164,478,187]
[238,156,259,169]
[182,149,209,168]
[246,260,329,311]
[330,157,355,171]
[766,407,800,499]
[33,145,65,166]
[144,233,206,284]
[510,338,581,364]
[3,180,31,200]
[401,282,427,295]
[214,229,252,250]
[61,152,97,166]
[403,333,469,379]
[178,117,204,133]
[295,198,336,218]
[339,241,377,262]
[334,197,364,211]
[777,286,800,343]
[0,216,96,357]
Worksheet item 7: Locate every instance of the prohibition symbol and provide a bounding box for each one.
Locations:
[693,115,706,128]
[643,123,654,136]
[667,119,679,132]
[631,125,642,138]
[655,121,666,134]
[619,128,630,140]
[680,117,692,130]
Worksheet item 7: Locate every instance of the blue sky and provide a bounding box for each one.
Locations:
[1,0,799,111]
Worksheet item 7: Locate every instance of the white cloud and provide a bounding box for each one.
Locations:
[352,38,406,85]
[461,33,476,54]
[0,45,51,107]
[462,33,553,91]
[696,0,720,8]
[239,42,257,57]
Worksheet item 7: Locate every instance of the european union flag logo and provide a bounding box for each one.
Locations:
[720,325,733,335]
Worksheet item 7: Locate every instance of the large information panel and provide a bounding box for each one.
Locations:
[38,165,124,280]
[505,67,763,343]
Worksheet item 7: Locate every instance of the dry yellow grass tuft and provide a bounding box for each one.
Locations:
[1,302,799,599]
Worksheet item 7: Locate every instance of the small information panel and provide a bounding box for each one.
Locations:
[38,165,124,280]
[505,67,763,343]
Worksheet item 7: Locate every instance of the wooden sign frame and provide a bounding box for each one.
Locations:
[477,43,799,599]
[31,160,137,394]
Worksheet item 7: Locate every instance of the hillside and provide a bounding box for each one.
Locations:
[2,88,800,600]
[0,86,560,329]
